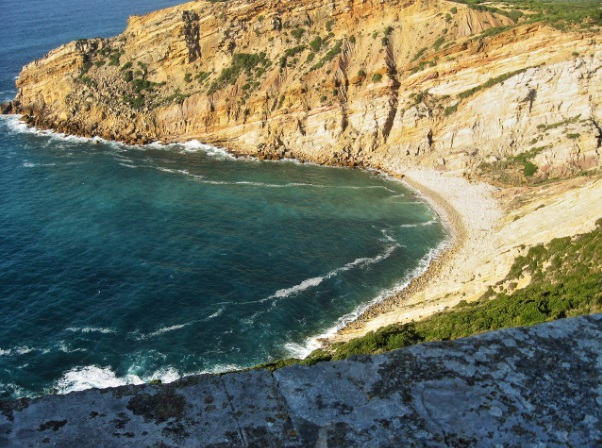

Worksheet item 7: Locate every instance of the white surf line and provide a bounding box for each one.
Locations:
[188,178,398,192]
[53,362,243,396]
[258,243,401,305]
[66,326,117,334]
[129,323,192,341]
[399,219,437,228]
[0,346,36,357]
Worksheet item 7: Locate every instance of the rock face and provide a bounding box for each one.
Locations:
[7,0,602,178]
[1,314,601,446]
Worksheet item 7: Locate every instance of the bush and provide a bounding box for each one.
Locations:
[444,104,458,116]
[291,28,305,40]
[523,161,538,177]
[372,73,383,82]
[208,52,270,94]
[310,36,323,52]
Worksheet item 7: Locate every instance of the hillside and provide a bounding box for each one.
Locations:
[5,0,601,180]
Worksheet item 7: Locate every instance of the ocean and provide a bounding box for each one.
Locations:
[0,0,447,399]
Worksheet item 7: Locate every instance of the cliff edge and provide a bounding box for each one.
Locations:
[2,315,600,446]
[5,0,602,179]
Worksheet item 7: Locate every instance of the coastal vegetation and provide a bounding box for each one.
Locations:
[452,0,602,31]
[208,52,271,95]
[256,218,602,370]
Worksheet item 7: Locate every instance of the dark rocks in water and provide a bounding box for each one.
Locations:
[1,314,601,446]
[1,101,14,115]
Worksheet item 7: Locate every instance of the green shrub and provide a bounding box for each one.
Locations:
[291,28,305,40]
[444,104,458,115]
[412,47,427,61]
[310,36,323,52]
[195,71,211,84]
[309,40,343,71]
[434,36,445,51]
[208,52,270,94]
[372,73,383,82]
[523,161,538,177]
[284,45,305,58]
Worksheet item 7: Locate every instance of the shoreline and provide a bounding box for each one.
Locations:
[318,167,503,348]
[6,113,602,360]
[1,115,499,355]
[323,167,602,346]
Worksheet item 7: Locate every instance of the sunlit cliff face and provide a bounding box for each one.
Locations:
[12,0,602,180]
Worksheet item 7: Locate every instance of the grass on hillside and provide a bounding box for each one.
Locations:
[256,217,602,371]
[452,0,602,31]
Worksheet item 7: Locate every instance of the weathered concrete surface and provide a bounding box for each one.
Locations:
[1,315,601,447]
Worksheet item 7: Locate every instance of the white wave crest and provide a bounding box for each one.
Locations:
[57,341,87,354]
[131,323,190,341]
[0,382,29,399]
[66,327,116,334]
[266,244,399,303]
[55,366,142,393]
[207,308,224,319]
[180,140,235,159]
[400,219,436,228]
[155,166,204,180]
[198,363,242,375]
[54,363,241,395]
[195,178,399,192]
[0,346,35,357]
[21,162,57,168]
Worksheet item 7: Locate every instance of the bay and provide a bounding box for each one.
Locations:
[0,0,446,399]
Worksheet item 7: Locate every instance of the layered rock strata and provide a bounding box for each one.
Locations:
[6,0,602,178]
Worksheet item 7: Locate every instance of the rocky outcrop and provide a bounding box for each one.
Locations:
[6,0,601,179]
[1,314,600,446]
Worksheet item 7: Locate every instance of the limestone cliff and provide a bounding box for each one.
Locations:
[8,0,602,180]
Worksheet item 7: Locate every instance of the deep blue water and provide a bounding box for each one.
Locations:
[0,0,446,399]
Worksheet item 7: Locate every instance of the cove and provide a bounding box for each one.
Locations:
[0,119,446,398]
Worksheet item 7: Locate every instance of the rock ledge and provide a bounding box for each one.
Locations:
[1,315,601,447]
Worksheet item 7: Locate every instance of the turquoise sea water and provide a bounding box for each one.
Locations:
[0,0,446,399]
